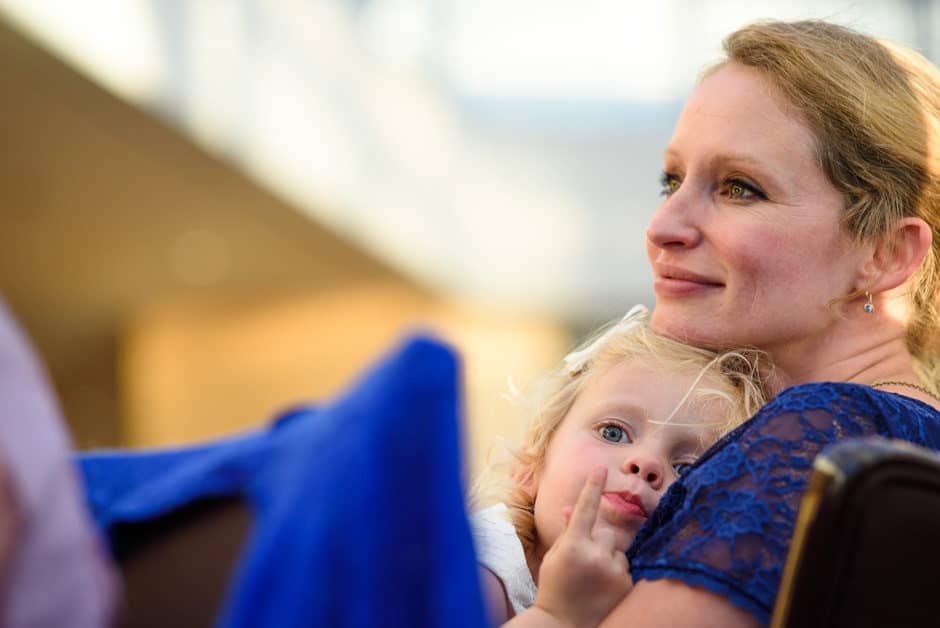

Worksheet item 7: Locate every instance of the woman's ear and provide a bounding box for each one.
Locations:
[861,217,932,292]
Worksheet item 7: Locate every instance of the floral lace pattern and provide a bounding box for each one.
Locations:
[627,382,940,624]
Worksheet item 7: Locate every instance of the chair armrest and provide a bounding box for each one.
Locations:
[771,437,940,628]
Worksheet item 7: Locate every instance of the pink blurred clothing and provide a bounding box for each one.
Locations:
[0,298,117,627]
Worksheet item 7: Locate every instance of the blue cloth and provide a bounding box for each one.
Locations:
[628,382,940,625]
[79,336,488,628]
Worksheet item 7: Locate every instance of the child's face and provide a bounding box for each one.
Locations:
[532,360,722,558]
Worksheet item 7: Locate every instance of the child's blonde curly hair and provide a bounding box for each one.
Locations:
[470,306,769,555]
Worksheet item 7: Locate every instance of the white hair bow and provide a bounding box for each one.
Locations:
[563,304,649,375]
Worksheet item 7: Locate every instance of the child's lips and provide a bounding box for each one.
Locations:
[602,491,648,519]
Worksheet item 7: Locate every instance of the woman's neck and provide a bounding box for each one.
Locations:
[761,314,917,394]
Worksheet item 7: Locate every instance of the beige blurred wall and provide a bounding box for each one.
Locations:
[122,283,569,475]
[0,17,570,473]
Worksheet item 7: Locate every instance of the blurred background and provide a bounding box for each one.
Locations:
[0,0,937,475]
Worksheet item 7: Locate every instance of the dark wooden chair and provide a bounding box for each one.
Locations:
[771,437,940,628]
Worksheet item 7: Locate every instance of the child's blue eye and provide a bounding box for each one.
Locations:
[599,424,630,444]
[672,462,695,476]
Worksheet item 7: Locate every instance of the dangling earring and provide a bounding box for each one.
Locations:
[864,291,874,314]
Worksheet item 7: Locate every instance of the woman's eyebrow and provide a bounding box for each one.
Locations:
[712,152,787,189]
[665,148,779,175]
[713,151,764,167]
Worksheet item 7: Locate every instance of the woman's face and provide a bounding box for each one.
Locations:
[646,63,867,355]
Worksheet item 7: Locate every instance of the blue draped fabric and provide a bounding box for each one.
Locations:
[628,382,940,625]
[78,336,488,628]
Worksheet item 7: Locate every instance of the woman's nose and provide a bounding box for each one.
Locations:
[622,454,665,491]
[646,191,702,251]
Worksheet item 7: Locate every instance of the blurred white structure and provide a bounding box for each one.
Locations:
[2,0,937,325]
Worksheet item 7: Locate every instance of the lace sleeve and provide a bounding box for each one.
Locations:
[626,383,937,624]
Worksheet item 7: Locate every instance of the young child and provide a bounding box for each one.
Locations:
[470,305,767,627]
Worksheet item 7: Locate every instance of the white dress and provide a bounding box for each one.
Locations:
[470,503,537,615]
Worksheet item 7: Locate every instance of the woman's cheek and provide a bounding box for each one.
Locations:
[724,234,790,281]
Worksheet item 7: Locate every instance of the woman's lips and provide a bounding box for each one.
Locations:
[654,276,723,297]
[653,266,724,297]
[602,492,647,520]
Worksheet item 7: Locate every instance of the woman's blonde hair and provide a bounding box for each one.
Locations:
[470,308,768,554]
[715,20,940,372]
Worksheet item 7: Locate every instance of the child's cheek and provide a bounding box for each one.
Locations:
[572,437,610,470]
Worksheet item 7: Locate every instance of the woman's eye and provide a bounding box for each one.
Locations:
[725,178,765,200]
[672,461,695,477]
[659,172,681,196]
[599,424,631,444]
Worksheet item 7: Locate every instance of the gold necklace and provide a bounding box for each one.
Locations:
[871,380,940,403]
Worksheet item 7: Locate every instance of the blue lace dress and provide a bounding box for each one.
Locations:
[627,382,940,625]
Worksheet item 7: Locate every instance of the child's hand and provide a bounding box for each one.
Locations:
[533,466,633,628]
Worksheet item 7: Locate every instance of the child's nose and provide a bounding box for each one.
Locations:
[622,454,664,490]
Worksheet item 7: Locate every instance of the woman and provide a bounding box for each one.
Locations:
[587,19,940,627]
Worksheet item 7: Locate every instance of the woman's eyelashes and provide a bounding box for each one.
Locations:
[658,171,768,202]
[659,171,681,197]
[722,177,767,201]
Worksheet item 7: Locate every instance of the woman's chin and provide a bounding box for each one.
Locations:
[649,310,728,349]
